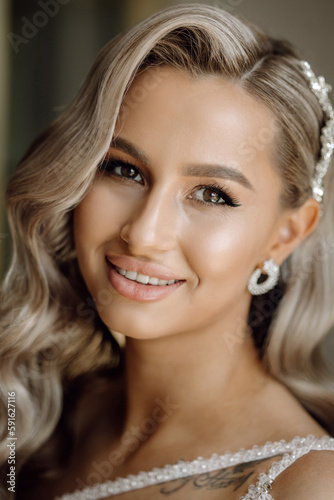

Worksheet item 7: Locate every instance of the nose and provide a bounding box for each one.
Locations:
[120,186,179,256]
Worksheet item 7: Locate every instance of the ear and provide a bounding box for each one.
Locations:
[268,197,321,266]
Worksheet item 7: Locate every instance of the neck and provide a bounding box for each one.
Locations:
[122,315,268,443]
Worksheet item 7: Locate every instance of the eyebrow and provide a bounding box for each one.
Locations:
[110,137,254,190]
[110,137,151,166]
[183,164,254,190]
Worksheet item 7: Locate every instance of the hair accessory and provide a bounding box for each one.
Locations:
[247,259,280,296]
[299,61,334,203]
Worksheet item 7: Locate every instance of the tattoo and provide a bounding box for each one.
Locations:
[160,457,279,495]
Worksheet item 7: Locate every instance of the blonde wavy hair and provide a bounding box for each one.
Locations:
[1,2,334,490]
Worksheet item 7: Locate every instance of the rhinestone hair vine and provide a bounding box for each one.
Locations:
[299,61,334,203]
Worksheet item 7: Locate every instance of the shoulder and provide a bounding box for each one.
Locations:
[271,449,334,500]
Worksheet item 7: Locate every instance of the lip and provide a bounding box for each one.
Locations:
[106,255,182,281]
[106,255,185,303]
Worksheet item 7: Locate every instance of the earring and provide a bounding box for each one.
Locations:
[247,259,280,296]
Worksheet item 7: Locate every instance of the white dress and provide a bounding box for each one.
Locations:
[54,434,334,500]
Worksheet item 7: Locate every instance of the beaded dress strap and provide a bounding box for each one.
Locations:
[240,435,334,500]
[54,435,334,500]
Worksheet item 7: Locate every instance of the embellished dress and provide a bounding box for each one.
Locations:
[53,435,334,500]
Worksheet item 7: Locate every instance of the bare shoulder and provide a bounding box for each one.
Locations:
[271,449,334,500]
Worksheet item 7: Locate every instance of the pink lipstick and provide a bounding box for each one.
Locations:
[106,255,185,302]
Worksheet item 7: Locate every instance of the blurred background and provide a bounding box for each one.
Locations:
[0,0,333,361]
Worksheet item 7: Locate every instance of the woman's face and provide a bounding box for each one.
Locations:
[74,68,285,339]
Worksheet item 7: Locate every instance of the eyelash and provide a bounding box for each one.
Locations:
[190,182,241,208]
[98,157,145,184]
[98,158,241,208]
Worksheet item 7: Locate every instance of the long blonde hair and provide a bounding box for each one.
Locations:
[1,2,334,487]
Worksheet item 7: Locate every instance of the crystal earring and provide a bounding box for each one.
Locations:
[247,259,280,296]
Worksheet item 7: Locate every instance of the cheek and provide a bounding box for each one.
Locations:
[73,183,128,252]
[184,214,260,287]
[72,186,116,287]
[73,192,105,255]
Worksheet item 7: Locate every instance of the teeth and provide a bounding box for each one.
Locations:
[115,266,178,286]
[136,273,149,284]
[125,270,137,281]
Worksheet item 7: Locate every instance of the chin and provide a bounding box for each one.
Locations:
[99,310,171,341]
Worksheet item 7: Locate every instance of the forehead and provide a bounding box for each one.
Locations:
[122,67,276,130]
[117,67,281,192]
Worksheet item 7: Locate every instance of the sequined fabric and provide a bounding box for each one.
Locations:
[54,435,334,500]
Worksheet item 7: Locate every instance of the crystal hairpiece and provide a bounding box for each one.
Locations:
[299,61,334,203]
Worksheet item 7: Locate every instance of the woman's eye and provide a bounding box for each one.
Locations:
[114,164,143,182]
[195,187,225,204]
[99,159,144,184]
[191,185,241,208]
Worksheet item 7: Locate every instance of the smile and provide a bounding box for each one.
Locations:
[106,257,184,302]
[114,266,179,286]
